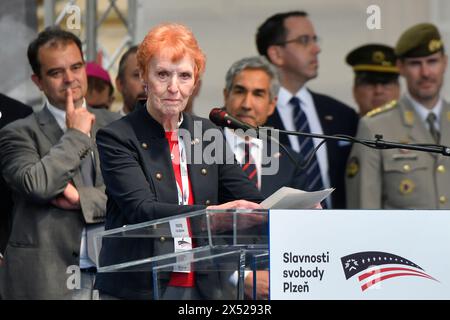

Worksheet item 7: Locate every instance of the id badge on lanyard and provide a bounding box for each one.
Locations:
[169,135,193,272]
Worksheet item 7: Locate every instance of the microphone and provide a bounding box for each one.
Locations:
[209,107,303,174]
[209,107,256,131]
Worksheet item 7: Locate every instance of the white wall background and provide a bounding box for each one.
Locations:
[135,0,450,117]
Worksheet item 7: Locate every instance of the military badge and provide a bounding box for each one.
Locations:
[366,100,397,117]
[372,50,385,64]
[428,39,443,53]
[346,157,359,178]
[399,179,415,195]
[404,111,414,125]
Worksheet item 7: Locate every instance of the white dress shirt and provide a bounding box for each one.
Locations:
[224,127,263,190]
[406,93,443,132]
[118,107,127,117]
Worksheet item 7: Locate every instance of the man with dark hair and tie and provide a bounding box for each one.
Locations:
[256,11,359,209]
[346,23,450,209]
[0,26,118,299]
[222,56,307,198]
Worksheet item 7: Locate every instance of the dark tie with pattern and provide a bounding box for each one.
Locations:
[426,112,440,143]
[241,141,258,187]
[290,96,325,194]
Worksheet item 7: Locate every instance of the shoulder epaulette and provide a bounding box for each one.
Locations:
[366,100,398,117]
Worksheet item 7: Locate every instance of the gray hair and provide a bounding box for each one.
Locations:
[225,56,280,100]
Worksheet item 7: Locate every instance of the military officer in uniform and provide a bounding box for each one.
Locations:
[346,23,450,209]
[346,44,400,116]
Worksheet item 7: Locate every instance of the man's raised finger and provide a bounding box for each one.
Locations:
[65,87,74,113]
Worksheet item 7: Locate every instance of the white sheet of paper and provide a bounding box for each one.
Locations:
[260,186,334,209]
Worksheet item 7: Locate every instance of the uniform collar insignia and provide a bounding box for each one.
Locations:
[404,111,415,126]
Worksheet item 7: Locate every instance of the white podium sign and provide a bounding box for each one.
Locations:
[269,210,450,300]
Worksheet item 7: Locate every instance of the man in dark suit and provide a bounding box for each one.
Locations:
[0,27,118,299]
[256,11,359,209]
[222,56,306,198]
[0,93,33,265]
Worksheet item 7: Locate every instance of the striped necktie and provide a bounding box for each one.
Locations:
[241,141,258,187]
[290,96,325,194]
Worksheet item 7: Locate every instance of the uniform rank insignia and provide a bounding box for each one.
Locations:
[404,111,414,125]
[399,179,415,195]
[366,100,397,117]
[346,157,359,178]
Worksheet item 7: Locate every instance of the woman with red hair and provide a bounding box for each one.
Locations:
[94,23,263,300]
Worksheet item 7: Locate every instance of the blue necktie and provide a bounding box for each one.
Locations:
[290,96,325,193]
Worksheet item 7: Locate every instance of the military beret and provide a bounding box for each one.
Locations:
[346,44,399,74]
[395,23,444,58]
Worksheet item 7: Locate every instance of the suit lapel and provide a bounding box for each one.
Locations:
[265,108,291,147]
[35,106,63,146]
[180,113,203,203]
[260,141,288,196]
[130,105,178,204]
[310,90,335,135]
[310,91,337,177]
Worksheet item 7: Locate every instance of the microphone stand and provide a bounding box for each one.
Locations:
[255,126,450,173]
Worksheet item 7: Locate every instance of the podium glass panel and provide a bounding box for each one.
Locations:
[206,209,268,247]
[151,246,245,300]
[94,209,269,271]
[94,209,269,300]
[248,251,270,300]
[151,245,269,300]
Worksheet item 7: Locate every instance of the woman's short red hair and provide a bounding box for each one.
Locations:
[137,23,206,83]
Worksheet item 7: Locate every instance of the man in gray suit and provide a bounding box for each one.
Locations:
[346,23,450,209]
[0,27,118,299]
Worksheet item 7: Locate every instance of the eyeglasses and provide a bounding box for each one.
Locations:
[276,34,320,47]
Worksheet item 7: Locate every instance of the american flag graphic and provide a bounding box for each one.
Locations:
[341,251,438,291]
